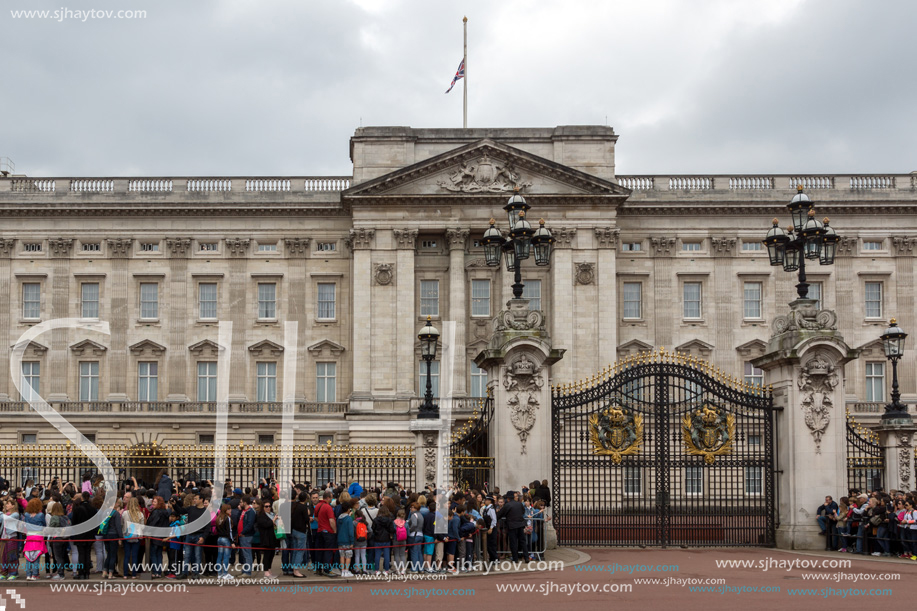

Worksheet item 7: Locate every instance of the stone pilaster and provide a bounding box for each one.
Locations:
[285,238,310,401]
[106,239,132,400]
[348,229,375,409]
[711,237,736,371]
[166,239,191,401]
[393,229,417,401]
[551,228,576,383]
[892,236,917,397]
[446,228,469,398]
[0,239,14,400]
[48,239,73,401]
[753,300,858,550]
[595,227,618,370]
[650,237,676,349]
[874,425,917,493]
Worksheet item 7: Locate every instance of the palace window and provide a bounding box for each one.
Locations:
[199,283,217,319]
[23,242,42,252]
[745,467,763,495]
[139,242,159,252]
[743,282,762,319]
[862,240,883,251]
[683,282,702,319]
[866,362,885,402]
[197,362,217,402]
[258,434,274,445]
[256,362,277,402]
[316,242,336,252]
[200,242,218,252]
[20,362,40,402]
[741,241,763,252]
[418,360,440,398]
[682,241,702,252]
[81,283,100,319]
[140,283,159,319]
[622,242,642,252]
[81,242,101,252]
[316,362,336,402]
[685,466,704,495]
[623,466,642,496]
[809,282,822,310]
[420,280,439,317]
[79,361,99,401]
[744,362,764,388]
[257,243,278,252]
[622,282,642,320]
[22,283,41,319]
[865,282,883,318]
[522,280,541,311]
[470,362,488,398]
[471,279,490,317]
[258,283,276,319]
[138,362,158,402]
[317,283,336,320]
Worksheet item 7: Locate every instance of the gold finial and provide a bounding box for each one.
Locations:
[890,318,897,325]
[519,211,526,219]
[797,184,804,192]
[539,218,546,225]
[823,217,830,224]
[426,315,431,321]
[463,16,467,22]
[772,218,779,225]
[489,218,496,225]
[807,209,816,218]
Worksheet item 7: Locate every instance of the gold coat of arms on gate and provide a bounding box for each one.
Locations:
[682,403,735,464]
[589,404,643,464]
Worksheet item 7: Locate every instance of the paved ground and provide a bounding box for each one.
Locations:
[7,548,917,609]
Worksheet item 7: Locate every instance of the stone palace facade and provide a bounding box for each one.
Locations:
[0,126,915,449]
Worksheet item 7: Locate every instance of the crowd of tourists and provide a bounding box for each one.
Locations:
[0,472,551,581]
[815,489,917,558]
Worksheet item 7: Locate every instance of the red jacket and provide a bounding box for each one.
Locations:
[315,501,335,533]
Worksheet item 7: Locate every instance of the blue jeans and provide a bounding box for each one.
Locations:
[123,540,140,577]
[408,535,423,571]
[149,543,164,575]
[855,523,868,553]
[876,526,890,553]
[216,537,232,576]
[373,542,391,572]
[816,515,830,534]
[289,530,307,571]
[26,559,40,577]
[238,535,253,575]
[104,540,119,572]
[183,535,204,575]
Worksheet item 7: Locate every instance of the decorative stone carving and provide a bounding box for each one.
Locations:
[711,237,737,256]
[502,353,545,454]
[836,236,856,256]
[248,340,285,357]
[0,239,17,257]
[797,351,839,453]
[553,228,577,249]
[445,228,470,250]
[374,263,394,286]
[650,237,676,256]
[392,229,417,250]
[129,339,166,357]
[594,227,619,249]
[48,238,74,258]
[306,339,346,357]
[283,237,311,256]
[225,238,250,257]
[574,262,595,285]
[465,258,489,268]
[70,339,107,356]
[772,300,838,336]
[348,228,375,250]
[892,236,917,256]
[166,238,191,256]
[493,299,546,334]
[900,435,912,488]
[437,154,531,193]
[106,238,133,258]
[423,447,437,486]
[188,339,223,357]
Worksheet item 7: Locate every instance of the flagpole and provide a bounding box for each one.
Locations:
[463,16,467,129]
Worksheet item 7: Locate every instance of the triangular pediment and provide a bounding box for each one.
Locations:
[70,339,107,356]
[11,340,48,357]
[617,339,654,359]
[857,339,885,359]
[188,339,224,357]
[676,339,715,358]
[129,339,167,356]
[343,139,631,200]
[307,339,345,357]
[248,340,285,357]
[736,339,767,358]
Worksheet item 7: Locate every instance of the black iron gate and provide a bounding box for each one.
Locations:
[552,349,776,547]
[845,410,885,493]
[449,395,495,490]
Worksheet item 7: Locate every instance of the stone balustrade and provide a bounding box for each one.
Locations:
[0,400,348,414]
[615,173,915,192]
[0,176,352,195]
[847,401,915,414]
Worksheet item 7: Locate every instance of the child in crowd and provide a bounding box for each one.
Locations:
[393,509,408,574]
[337,500,355,578]
[353,511,368,575]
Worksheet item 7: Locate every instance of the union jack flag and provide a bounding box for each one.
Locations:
[445,58,465,93]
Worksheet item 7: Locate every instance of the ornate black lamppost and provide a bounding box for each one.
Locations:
[417,316,441,419]
[480,192,555,299]
[763,186,839,299]
[880,318,909,422]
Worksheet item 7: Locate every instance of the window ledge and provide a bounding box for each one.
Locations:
[138,319,160,324]
[19,318,42,324]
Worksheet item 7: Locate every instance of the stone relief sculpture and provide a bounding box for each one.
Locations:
[374,263,394,286]
[438,154,532,193]
[772,301,838,334]
[900,435,912,488]
[502,353,545,454]
[574,262,595,285]
[797,352,839,453]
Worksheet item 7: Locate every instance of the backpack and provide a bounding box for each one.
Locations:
[395,521,407,542]
[98,510,114,536]
[355,520,368,542]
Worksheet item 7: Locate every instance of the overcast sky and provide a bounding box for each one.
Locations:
[2,0,915,177]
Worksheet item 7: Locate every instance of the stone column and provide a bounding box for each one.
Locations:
[446,228,469,398]
[106,238,132,400]
[284,238,311,401]
[650,238,676,348]
[874,425,917,493]
[753,299,858,550]
[595,227,618,370]
[349,229,375,411]
[393,229,417,401]
[476,299,564,491]
[48,239,74,401]
[0,239,15,401]
[550,228,576,384]
[165,238,191,401]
